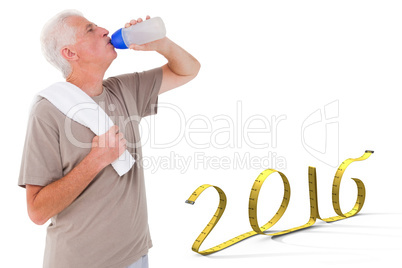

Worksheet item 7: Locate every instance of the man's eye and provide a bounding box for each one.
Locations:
[86,24,97,33]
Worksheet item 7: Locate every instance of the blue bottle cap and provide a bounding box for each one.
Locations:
[111,28,128,49]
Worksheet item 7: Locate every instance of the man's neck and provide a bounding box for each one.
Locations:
[66,68,105,97]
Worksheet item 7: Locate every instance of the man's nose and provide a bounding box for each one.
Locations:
[100,27,109,37]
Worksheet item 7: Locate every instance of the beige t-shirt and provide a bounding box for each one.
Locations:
[18,67,163,268]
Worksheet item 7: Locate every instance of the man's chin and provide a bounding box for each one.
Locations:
[108,48,118,60]
[112,50,118,59]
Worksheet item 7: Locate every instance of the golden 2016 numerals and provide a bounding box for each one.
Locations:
[186,150,374,255]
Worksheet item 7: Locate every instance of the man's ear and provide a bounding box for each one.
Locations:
[61,46,78,61]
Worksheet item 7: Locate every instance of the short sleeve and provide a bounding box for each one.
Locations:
[18,111,63,188]
[104,67,163,118]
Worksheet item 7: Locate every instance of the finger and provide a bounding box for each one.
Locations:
[111,125,119,134]
[92,135,99,146]
[146,15,151,20]
[121,145,127,155]
[130,19,137,25]
[129,44,145,50]
[125,22,131,28]
[129,44,138,50]
[119,140,127,154]
[137,18,143,23]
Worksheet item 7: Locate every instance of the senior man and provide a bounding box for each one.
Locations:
[18,9,200,268]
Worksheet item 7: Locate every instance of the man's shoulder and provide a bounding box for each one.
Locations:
[103,72,134,88]
[31,96,56,115]
[30,96,64,129]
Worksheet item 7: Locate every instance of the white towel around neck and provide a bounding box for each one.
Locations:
[29,81,135,176]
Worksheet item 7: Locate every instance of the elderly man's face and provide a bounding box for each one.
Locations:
[67,16,117,70]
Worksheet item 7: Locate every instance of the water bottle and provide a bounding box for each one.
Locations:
[111,17,166,49]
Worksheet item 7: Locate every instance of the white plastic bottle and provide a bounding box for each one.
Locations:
[111,17,166,49]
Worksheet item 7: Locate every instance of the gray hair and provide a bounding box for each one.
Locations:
[40,9,84,78]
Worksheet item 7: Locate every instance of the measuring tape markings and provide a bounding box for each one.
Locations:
[186,150,374,255]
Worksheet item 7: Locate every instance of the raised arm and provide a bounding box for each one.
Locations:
[126,17,201,95]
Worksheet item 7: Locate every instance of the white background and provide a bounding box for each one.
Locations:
[1,0,401,267]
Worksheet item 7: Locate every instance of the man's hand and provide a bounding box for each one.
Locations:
[124,15,168,51]
[124,15,201,95]
[89,125,127,170]
[124,15,151,28]
[26,125,127,225]
[26,125,126,225]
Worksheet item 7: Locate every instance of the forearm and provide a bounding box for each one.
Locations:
[28,152,103,225]
[156,37,200,77]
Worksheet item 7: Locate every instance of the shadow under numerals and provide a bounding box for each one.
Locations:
[270,213,402,251]
[201,213,402,260]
